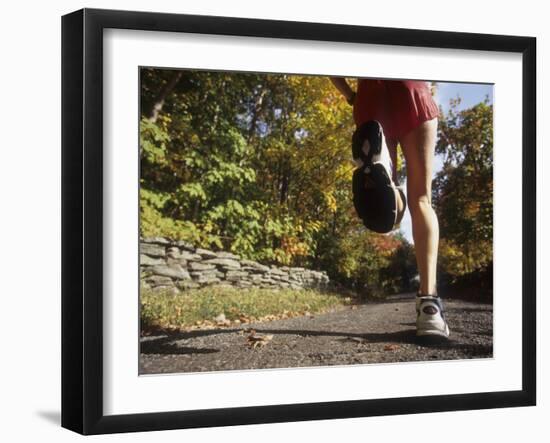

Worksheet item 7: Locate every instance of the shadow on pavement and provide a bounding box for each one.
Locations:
[141,326,492,355]
[141,338,220,355]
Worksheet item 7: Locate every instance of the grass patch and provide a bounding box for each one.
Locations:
[141,286,351,333]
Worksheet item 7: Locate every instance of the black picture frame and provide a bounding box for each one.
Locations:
[61,8,536,435]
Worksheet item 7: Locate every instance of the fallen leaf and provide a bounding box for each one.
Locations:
[214,313,230,327]
[240,327,255,336]
[384,344,400,351]
[246,331,274,348]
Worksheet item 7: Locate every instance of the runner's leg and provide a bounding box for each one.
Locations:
[399,118,438,295]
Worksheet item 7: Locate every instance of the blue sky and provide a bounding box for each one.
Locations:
[436,82,493,114]
[398,81,493,242]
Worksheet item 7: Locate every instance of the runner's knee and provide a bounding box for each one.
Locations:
[408,194,432,215]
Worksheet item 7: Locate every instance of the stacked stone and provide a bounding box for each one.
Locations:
[140,237,330,293]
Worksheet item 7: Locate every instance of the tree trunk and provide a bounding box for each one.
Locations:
[248,89,267,142]
[279,159,291,205]
[146,71,183,123]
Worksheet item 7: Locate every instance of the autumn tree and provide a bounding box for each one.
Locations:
[433,98,493,280]
[140,68,422,294]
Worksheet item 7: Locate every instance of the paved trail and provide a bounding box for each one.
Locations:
[140,295,493,374]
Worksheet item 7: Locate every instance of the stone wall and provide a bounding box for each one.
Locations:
[140,237,330,292]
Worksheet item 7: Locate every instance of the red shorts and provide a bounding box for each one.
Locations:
[353,79,439,140]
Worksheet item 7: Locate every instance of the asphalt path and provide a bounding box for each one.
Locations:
[140,295,493,374]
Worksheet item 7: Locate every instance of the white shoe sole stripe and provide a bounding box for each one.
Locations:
[416,326,450,338]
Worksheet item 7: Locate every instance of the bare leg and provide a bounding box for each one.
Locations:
[399,119,438,295]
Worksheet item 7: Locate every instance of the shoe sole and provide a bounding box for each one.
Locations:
[416,325,450,339]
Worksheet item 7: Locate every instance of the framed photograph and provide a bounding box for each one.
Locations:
[62,8,536,435]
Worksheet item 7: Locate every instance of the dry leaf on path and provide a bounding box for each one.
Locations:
[246,331,274,348]
[384,344,400,351]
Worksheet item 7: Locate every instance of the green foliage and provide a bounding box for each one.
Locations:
[140,117,171,164]
[139,69,382,272]
[139,69,491,296]
[434,98,493,280]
